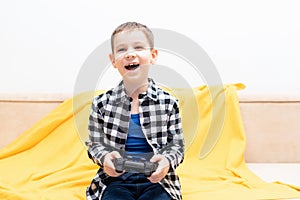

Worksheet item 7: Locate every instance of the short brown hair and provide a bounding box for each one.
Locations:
[111,22,154,52]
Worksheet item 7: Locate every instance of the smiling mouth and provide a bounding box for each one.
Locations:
[125,64,139,70]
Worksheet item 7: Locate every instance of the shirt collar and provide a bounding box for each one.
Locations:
[112,78,158,104]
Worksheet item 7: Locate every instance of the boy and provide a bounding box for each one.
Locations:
[86,22,184,200]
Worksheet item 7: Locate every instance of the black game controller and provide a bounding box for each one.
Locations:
[113,157,158,177]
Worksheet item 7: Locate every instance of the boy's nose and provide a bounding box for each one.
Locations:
[125,50,136,59]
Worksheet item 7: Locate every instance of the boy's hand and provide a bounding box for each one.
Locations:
[103,151,124,177]
[148,154,170,183]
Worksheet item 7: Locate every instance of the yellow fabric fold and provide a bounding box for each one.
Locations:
[0,84,299,200]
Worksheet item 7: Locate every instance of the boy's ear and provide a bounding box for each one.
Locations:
[109,53,116,68]
[150,49,158,64]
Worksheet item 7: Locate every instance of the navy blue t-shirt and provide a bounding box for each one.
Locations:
[124,114,153,159]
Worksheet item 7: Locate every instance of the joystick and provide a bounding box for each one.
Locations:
[113,157,158,177]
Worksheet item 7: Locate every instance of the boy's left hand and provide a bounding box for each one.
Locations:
[148,154,170,183]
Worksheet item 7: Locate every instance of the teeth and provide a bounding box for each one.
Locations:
[125,64,139,70]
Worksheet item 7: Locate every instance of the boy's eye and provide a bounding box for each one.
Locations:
[117,48,126,52]
[135,46,144,50]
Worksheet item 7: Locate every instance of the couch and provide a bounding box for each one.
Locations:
[0,83,299,199]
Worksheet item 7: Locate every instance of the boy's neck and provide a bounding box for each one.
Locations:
[124,79,148,100]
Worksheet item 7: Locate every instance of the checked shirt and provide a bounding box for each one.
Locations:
[86,78,184,200]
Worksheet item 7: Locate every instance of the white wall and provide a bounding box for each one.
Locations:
[1,0,299,94]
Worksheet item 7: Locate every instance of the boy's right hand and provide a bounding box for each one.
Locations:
[103,151,124,177]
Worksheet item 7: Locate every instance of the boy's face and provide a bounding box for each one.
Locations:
[109,30,158,81]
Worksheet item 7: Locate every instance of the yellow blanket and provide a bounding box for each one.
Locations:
[0,84,299,200]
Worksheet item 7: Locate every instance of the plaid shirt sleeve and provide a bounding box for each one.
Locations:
[86,93,111,167]
[160,98,185,171]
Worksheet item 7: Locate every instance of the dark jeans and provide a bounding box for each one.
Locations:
[101,173,172,200]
